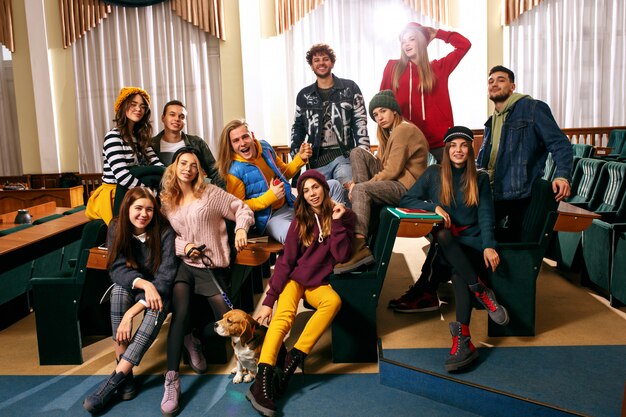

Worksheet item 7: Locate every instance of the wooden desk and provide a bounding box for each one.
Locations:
[0,211,89,257]
[0,207,70,232]
[554,201,601,232]
[87,238,285,271]
[0,186,84,214]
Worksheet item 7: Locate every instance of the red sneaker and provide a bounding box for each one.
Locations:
[388,285,421,308]
[394,292,439,313]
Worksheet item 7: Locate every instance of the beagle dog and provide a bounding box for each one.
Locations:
[215,309,266,383]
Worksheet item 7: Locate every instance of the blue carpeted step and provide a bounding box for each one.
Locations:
[0,373,477,416]
[380,345,626,417]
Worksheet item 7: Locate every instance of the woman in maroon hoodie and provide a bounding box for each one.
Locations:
[246,170,355,417]
[380,22,471,162]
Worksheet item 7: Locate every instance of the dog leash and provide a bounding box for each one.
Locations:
[187,244,234,310]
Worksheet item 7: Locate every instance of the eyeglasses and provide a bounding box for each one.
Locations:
[129,102,148,111]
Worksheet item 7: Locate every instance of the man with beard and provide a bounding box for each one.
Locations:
[151,100,225,188]
[477,65,572,240]
[390,65,573,314]
[290,44,370,202]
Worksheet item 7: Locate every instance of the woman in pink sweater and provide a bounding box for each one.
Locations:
[159,147,254,415]
[380,22,471,162]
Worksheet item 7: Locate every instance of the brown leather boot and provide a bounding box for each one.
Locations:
[333,237,375,274]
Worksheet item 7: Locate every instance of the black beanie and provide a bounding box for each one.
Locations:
[368,90,402,121]
[443,126,474,143]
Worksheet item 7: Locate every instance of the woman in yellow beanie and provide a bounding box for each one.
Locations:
[86,87,164,225]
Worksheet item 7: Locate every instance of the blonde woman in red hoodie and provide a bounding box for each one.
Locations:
[380,22,471,162]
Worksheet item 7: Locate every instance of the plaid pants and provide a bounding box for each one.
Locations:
[110,285,167,366]
[350,147,407,236]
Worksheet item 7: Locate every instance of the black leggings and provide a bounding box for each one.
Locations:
[434,228,485,325]
[166,281,230,371]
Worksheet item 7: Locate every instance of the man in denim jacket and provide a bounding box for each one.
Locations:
[477,65,572,240]
[290,44,370,199]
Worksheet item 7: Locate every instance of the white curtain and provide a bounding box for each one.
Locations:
[73,2,222,174]
[0,45,21,176]
[508,0,626,130]
[284,0,438,145]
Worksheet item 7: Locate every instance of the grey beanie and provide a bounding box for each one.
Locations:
[368,90,402,121]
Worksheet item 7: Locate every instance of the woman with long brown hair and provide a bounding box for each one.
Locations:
[380,22,471,162]
[83,187,177,413]
[86,87,164,225]
[399,126,509,372]
[247,170,354,417]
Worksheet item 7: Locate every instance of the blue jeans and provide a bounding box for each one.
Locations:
[315,155,351,205]
[265,204,295,244]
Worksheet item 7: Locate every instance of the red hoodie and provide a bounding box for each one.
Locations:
[380,29,471,150]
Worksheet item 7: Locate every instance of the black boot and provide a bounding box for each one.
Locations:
[275,348,307,397]
[246,363,276,417]
[83,370,128,413]
[444,322,479,372]
[115,358,136,400]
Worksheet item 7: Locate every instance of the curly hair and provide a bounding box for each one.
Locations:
[160,150,207,214]
[306,44,336,65]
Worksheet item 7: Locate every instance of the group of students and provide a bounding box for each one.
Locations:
[82,20,573,417]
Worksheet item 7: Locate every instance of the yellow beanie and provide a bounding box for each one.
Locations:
[114,87,151,113]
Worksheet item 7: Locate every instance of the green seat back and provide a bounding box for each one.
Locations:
[567,158,606,204]
[112,165,165,217]
[572,143,593,158]
[542,153,556,181]
[606,129,626,155]
[519,179,559,243]
[589,162,626,216]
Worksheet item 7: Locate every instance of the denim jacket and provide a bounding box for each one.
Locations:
[290,74,369,163]
[477,97,572,201]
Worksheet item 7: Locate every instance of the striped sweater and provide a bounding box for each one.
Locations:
[101,128,163,187]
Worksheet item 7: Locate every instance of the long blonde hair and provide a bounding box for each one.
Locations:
[217,119,249,179]
[439,141,479,207]
[160,150,207,213]
[392,27,435,94]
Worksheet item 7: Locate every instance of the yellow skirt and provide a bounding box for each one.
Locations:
[85,183,117,225]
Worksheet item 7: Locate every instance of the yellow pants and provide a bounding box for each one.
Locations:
[259,280,341,366]
[85,183,116,225]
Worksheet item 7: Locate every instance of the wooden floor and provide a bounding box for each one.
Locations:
[1,237,625,377]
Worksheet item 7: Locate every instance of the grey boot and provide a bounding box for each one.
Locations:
[83,370,127,413]
[469,280,510,325]
[445,322,479,372]
[246,363,276,417]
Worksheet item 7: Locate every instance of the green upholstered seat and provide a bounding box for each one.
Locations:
[566,158,606,205]
[551,161,626,270]
[329,207,437,362]
[581,178,626,301]
[487,179,559,337]
[594,129,626,159]
[542,152,556,181]
[610,225,626,305]
[571,143,594,174]
[31,219,108,365]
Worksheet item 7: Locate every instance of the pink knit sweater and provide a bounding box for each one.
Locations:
[165,185,255,268]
